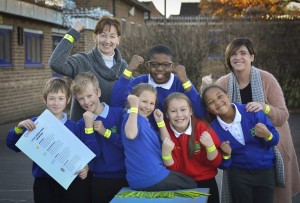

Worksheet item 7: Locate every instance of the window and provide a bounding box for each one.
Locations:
[52,35,63,51]
[24,28,43,67]
[52,35,63,77]
[0,25,12,67]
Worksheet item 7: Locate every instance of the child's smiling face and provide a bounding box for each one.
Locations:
[147,53,174,84]
[204,87,231,117]
[138,90,156,118]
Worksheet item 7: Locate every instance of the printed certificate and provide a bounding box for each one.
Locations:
[16,109,95,189]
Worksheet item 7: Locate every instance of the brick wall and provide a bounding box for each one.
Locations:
[0,15,55,124]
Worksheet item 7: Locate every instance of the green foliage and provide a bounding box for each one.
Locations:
[119,20,300,110]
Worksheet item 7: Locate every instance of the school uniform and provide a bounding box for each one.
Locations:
[121,112,196,191]
[211,103,279,203]
[110,74,206,119]
[7,113,94,203]
[77,103,128,203]
[166,118,222,203]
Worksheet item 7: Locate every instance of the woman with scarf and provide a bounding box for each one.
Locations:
[201,38,300,203]
[49,16,128,122]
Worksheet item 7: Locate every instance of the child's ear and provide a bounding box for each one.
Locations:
[97,88,101,97]
[67,97,71,104]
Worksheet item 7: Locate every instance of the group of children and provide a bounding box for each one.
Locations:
[7,44,279,203]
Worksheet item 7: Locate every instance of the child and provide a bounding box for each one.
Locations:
[71,72,128,203]
[6,78,91,203]
[122,83,197,191]
[110,44,206,122]
[202,85,279,203]
[161,92,222,203]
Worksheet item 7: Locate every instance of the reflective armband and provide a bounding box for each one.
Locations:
[104,129,112,138]
[265,133,273,141]
[85,127,94,134]
[162,154,172,161]
[123,69,132,78]
[182,81,192,90]
[264,104,270,115]
[14,126,23,134]
[64,34,75,43]
[206,145,216,153]
[157,121,165,128]
[130,107,138,114]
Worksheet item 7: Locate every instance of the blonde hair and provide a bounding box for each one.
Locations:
[71,72,99,95]
[43,77,70,101]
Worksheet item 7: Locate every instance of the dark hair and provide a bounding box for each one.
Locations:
[147,44,173,60]
[43,77,70,101]
[225,38,255,71]
[94,16,121,36]
[164,92,196,159]
[202,84,227,108]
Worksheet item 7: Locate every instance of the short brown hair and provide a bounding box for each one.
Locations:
[225,38,255,71]
[42,77,70,101]
[94,16,121,36]
[71,72,99,95]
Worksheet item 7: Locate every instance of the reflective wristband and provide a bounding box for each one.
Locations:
[85,127,94,134]
[104,129,111,138]
[14,126,23,134]
[182,81,192,90]
[206,145,216,153]
[123,69,132,77]
[130,107,138,114]
[64,34,75,43]
[162,154,172,161]
[265,133,273,141]
[223,154,231,160]
[264,104,270,114]
[157,121,165,128]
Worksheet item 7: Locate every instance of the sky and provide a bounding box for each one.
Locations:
[139,0,200,17]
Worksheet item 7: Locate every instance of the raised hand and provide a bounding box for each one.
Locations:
[72,20,85,32]
[83,111,94,128]
[173,64,188,83]
[200,74,213,92]
[153,109,164,122]
[127,55,144,72]
[17,119,36,131]
[93,120,106,135]
[127,95,139,108]
[199,131,214,148]
[220,141,231,155]
[255,123,271,139]
[162,137,175,156]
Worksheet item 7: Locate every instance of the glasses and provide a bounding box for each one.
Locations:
[146,61,173,69]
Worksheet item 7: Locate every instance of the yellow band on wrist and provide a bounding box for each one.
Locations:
[157,121,165,128]
[265,133,273,141]
[14,126,23,134]
[223,154,231,160]
[264,104,270,114]
[104,129,111,138]
[162,154,172,161]
[130,107,138,114]
[85,127,94,134]
[123,69,132,78]
[206,145,216,153]
[182,81,192,90]
[64,34,75,43]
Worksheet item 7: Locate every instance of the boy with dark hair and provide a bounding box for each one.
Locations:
[110,44,206,126]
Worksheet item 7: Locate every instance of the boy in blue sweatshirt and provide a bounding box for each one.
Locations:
[7,78,93,203]
[71,72,127,203]
[202,85,280,203]
[110,44,206,125]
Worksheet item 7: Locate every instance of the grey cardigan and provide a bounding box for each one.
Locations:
[49,28,127,121]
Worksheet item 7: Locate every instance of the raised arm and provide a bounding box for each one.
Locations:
[124,95,139,140]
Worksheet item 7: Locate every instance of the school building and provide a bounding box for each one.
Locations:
[0,0,159,125]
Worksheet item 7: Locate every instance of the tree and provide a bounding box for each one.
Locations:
[199,0,300,18]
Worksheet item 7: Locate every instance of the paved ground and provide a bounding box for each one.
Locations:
[0,113,300,203]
